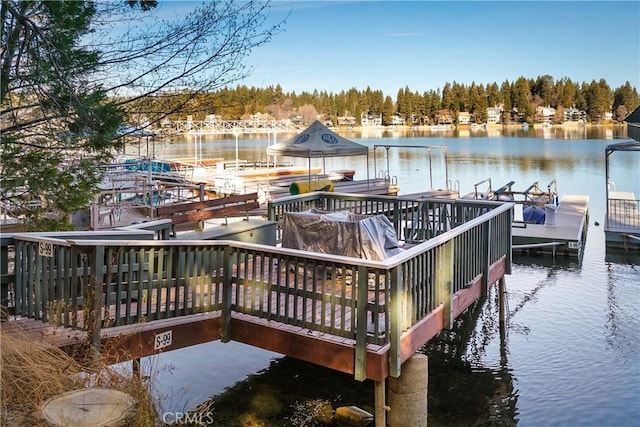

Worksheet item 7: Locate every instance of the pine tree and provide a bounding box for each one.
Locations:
[1,1,121,230]
[1,0,281,230]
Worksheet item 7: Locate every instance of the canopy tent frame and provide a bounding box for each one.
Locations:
[373,144,450,191]
[267,120,370,190]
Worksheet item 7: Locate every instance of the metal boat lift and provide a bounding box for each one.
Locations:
[373,144,456,196]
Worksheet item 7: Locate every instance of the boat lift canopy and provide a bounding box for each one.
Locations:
[373,144,450,191]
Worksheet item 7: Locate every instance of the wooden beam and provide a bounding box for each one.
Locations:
[399,305,445,365]
[229,314,390,381]
[156,193,259,216]
[355,265,369,381]
[435,240,454,329]
[170,201,260,225]
[98,313,222,364]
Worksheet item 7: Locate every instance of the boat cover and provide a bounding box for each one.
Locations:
[523,205,546,224]
[281,209,403,260]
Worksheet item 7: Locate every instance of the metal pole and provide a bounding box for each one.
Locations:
[385,146,391,179]
[605,147,611,228]
[235,133,239,173]
[428,147,433,189]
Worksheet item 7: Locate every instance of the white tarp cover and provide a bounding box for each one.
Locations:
[281,209,402,260]
[267,120,368,158]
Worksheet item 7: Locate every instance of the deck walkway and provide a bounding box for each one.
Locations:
[263,178,399,200]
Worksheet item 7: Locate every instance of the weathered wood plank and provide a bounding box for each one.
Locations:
[156,193,259,216]
[170,201,260,225]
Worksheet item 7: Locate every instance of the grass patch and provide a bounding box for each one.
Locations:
[1,312,163,426]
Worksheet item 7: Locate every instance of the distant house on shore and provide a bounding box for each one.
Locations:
[361,112,383,127]
[457,112,471,125]
[390,115,406,126]
[563,107,587,123]
[337,115,356,127]
[435,110,454,125]
[486,107,502,124]
[535,106,556,124]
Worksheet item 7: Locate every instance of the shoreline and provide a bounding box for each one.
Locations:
[336,122,626,131]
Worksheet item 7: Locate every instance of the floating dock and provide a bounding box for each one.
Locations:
[512,195,589,259]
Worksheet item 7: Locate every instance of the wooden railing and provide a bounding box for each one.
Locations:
[267,191,504,244]
[607,197,640,230]
[0,221,172,317]
[2,195,512,379]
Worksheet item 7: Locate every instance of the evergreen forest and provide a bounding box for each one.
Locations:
[127,75,639,126]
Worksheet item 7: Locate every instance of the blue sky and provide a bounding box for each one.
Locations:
[157,1,639,97]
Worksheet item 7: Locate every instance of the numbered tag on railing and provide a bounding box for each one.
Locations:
[154,330,173,350]
[38,240,53,258]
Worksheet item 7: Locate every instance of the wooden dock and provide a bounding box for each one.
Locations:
[512,195,589,258]
[1,193,512,426]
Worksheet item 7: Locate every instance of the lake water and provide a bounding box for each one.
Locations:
[132,125,639,425]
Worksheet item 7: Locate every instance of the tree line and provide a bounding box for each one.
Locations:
[132,76,639,126]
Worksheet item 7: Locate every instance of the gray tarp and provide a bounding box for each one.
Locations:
[282,210,403,261]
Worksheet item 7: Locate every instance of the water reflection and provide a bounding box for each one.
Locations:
[339,124,627,141]
[513,250,585,269]
[605,249,640,265]
[421,285,518,425]
[605,259,640,360]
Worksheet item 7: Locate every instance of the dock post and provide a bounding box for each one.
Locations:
[355,266,369,381]
[374,380,387,427]
[0,238,10,319]
[435,241,454,329]
[387,354,428,426]
[199,182,205,202]
[498,276,506,326]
